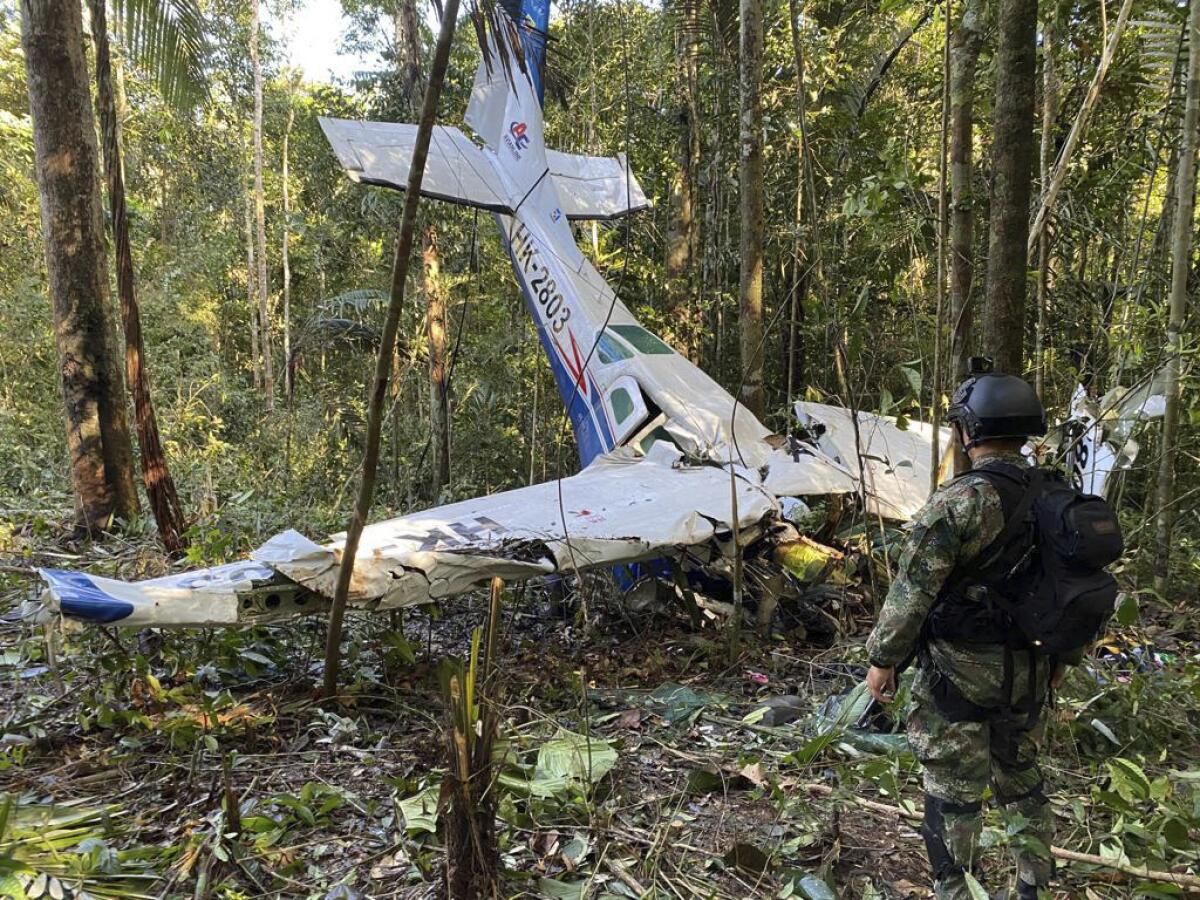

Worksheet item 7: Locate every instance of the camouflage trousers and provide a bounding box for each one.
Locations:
[907,662,1054,900]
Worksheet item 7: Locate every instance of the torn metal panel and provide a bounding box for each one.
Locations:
[760,446,859,498]
[794,402,950,520]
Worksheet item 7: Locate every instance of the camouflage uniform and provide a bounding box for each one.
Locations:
[866,452,1055,900]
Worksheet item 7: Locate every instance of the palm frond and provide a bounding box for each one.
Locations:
[108,0,208,109]
[1134,1,1187,100]
[318,289,389,316]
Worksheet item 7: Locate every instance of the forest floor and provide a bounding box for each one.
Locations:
[2,525,1199,900]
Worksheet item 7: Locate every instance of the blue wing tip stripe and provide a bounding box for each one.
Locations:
[39,568,134,624]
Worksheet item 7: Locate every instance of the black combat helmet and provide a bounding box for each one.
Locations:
[947,357,1047,448]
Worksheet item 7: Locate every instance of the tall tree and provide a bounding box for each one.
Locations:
[243,163,261,389]
[424,227,450,494]
[930,0,950,491]
[88,0,194,553]
[1153,0,1200,593]
[738,0,765,418]
[21,0,140,528]
[250,0,274,410]
[982,0,1037,374]
[395,0,450,498]
[282,72,296,400]
[665,0,701,360]
[947,0,983,383]
[786,0,816,399]
[1026,0,1136,255]
[1034,14,1058,399]
[323,0,460,698]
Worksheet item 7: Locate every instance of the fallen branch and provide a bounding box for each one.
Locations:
[800,783,1200,889]
[608,860,648,896]
[1026,0,1135,254]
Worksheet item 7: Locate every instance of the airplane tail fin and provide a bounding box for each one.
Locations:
[499,0,549,103]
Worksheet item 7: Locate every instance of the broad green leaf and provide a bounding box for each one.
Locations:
[1162,816,1190,849]
[0,874,27,900]
[500,731,618,798]
[398,784,441,835]
[962,872,989,900]
[538,731,617,784]
[1107,758,1151,803]
[537,877,587,899]
[648,683,720,724]
[1115,592,1139,626]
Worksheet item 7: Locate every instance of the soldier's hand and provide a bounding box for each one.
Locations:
[866,665,896,703]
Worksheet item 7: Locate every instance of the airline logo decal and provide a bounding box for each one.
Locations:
[504,121,530,159]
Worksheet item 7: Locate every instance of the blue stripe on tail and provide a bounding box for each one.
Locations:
[501,0,550,104]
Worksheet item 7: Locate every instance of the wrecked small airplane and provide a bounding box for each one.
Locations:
[29,0,1152,631]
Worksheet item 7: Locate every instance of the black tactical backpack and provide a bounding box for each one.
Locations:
[933,461,1125,656]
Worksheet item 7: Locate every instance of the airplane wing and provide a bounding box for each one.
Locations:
[31,445,777,628]
[318,117,514,213]
[794,402,951,520]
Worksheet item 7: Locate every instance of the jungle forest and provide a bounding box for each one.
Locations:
[1,0,1199,894]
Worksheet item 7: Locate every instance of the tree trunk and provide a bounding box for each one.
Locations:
[738,0,765,418]
[930,0,950,492]
[393,0,449,499]
[948,0,983,384]
[1034,15,1058,399]
[786,0,815,401]
[323,0,460,698]
[1153,0,1200,594]
[244,176,260,389]
[666,0,700,360]
[21,0,139,530]
[982,0,1037,375]
[425,228,451,496]
[393,0,423,108]
[250,0,273,411]
[89,0,186,553]
[947,0,983,475]
[283,92,294,399]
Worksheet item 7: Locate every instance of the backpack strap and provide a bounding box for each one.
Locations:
[963,463,1042,573]
[928,463,1042,642]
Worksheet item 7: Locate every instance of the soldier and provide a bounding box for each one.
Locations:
[863,363,1068,900]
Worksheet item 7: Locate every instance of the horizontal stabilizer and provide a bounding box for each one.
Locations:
[547,150,651,220]
[318,117,513,213]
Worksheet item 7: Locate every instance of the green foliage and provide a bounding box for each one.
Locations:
[0,798,163,900]
[108,0,209,108]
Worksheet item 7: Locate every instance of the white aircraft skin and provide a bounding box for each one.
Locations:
[465,11,777,469]
[28,3,961,628]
